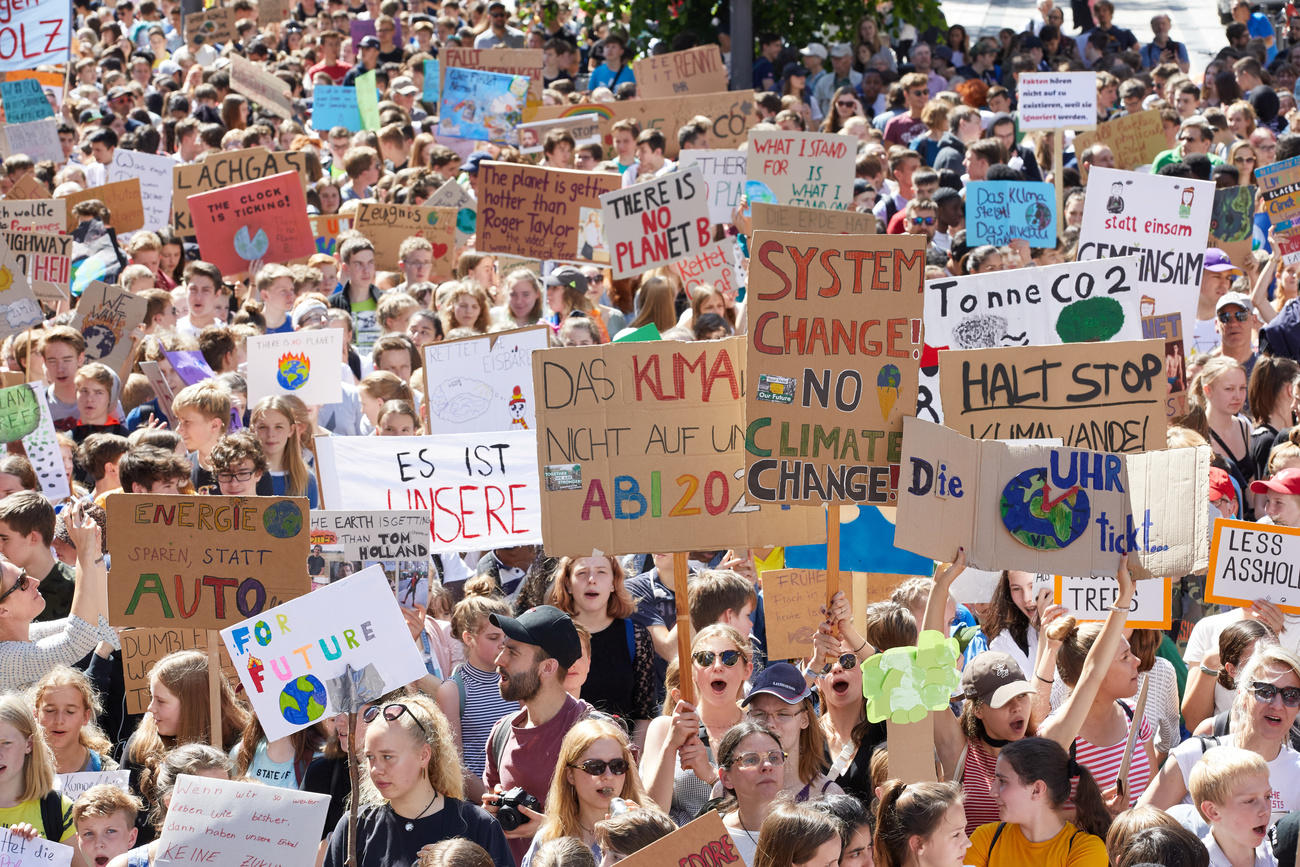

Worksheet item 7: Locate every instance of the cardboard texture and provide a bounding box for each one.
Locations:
[245,329,345,406]
[744,231,926,505]
[1,230,71,304]
[677,149,747,225]
[421,325,549,434]
[751,202,876,234]
[108,149,175,233]
[600,166,711,279]
[314,430,542,552]
[0,234,43,340]
[171,147,314,236]
[475,161,620,263]
[1018,72,1097,129]
[438,67,527,143]
[0,0,70,71]
[533,337,824,557]
[0,118,62,164]
[1124,444,1212,577]
[59,178,144,233]
[633,45,728,98]
[156,776,327,867]
[616,811,740,867]
[1071,110,1167,170]
[918,256,1145,424]
[229,54,294,119]
[516,113,601,155]
[425,178,476,246]
[965,181,1057,247]
[746,130,856,210]
[188,170,315,278]
[763,568,858,660]
[887,716,939,783]
[439,47,544,105]
[106,494,311,630]
[221,566,429,741]
[1210,186,1257,273]
[668,239,737,297]
[937,338,1168,453]
[120,627,238,715]
[72,281,148,371]
[5,174,50,200]
[1055,574,1172,629]
[183,5,235,44]
[1205,519,1300,613]
[353,201,456,274]
[0,199,65,232]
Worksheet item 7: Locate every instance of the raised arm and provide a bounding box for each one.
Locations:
[922,549,967,636]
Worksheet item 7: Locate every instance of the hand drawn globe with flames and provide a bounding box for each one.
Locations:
[276,356,310,391]
[83,325,117,359]
[999,468,1091,551]
[279,675,327,725]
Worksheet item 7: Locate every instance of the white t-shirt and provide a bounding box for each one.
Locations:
[1192,317,1222,355]
[1170,731,1300,828]
[988,626,1038,679]
[1184,609,1300,716]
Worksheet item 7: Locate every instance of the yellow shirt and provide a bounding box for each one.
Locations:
[967,821,1108,867]
[0,794,77,843]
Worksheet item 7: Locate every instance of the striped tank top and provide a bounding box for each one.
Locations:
[1070,704,1154,808]
[454,663,520,776]
[960,743,1002,835]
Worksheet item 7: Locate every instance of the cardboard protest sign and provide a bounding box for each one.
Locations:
[426,178,477,246]
[72,281,148,371]
[744,231,926,505]
[59,178,144,233]
[616,808,739,867]
[1125,444,1212,577]
[0,118,62,164]
[315,430,542,551]
[1017,72,1097,129]
[221,565,428,741]
[353,201,455,274]
[308,510,431,598]
[529,90,754,159]
[599,166,711,279]
[677,149,746,226]
[746,130,855,210]
[422,325,549,434]
[172,147,313,236]
[1206,519,1300,613]
[56,770,131,800]
[356,69,381,131]
[183,5,234,44]
[764,568,862,660]
[476,162,620,263]
[965,181,1057,247]
[9,381,69,499]
[1071,110,1168,172]
[439,67,528,144]
[312,84,362,132]
[895,418,1134,578]
[245,329,344,406]
[138,362,178,427]
[516,113,601,155]
[108,149,174,234]
[0,199,65,232]
[440,46,543,105]
[0,383,40,442]
[0,79,54,124]
[120,626,237,714]
[6,173,50,199]
[751,201,875,234]
[1055,574,1171,629]
[0,70,64,112]
[229,54,294,120]
[534,337,823,557]
[668,239,737,297]
[1210,186,1257,272]
[634,45,728,98]
[0,235,43,339]
[1077,168,1214,358]
[106,494,311,630]
[0,0,71,71]
[2,230,70,304]
[188,171,314,278]
[155,775,328,867]
[786,504,936,575]
[918,257,1145,423]
[937,339,1167,453]
[0,826,73,867]
[1257,157,1300,259]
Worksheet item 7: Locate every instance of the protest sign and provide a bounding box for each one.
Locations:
[534,337,823,557]
[172,147,314,236]
[6,173,50,199]
[72,281,148,371]
[356,69,380,131]
[476,161,620,263]
[106,494,311,630]
[1055,574,1172,629]
[108,149,174,234]
[120,626,238,714]
[1126,444,1212,577]
[1210,186,1257,272]
[155,775,327,867]
[0,79,54,124]
[786,504,936,576]
[353,201,455,274]
[1206,519,1300,613]
[0,70,64,112]
[0,826,73,867]
[439,67,527,143]
[56,770,131,800]
[349,18,400,44]
[746,130,855,210]
[440,46,543,105]
[677,149,746,226]
[668,239,737,297]
[965,181,1057,247]
[245,329,344,406]
[0,235,43,340]
[0,118,63,164]
[423,58,439,103]
[183,6,234,44]
[308,214,351,258]
[315,430,542,551]
[1277,230,1300,266]
[188,171,314,278]
[1017,72,1097,130]
[618,811,739,867]
[1077,168,1214,356]
[516,113,601,155]
[0,199,65,232]
[0,0,72,71]
[422,325,549,434]
[2,230,70,304]
[918,256,1144,423]
[426,179,476,246]
[312,84,362,132]
[1071,110,1168,172]
[529,90,754,158]
[139,362,178,427]
[164,350,215,386]
[634,44,728,98]
[229,54,294,119]
[763,568,862,660]
[221,565,427,741]
[59,178,144,233]
[309,511,431,604]
[7,381,69,499]
[0,383,40,442]
[937,339,1167,453]
[599,166,711,279]
[1259,156,1300,232]
[744,232,926,505]
[751,202,875,234]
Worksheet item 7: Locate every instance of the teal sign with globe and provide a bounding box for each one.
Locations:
[262,500,304,539]
[999,468,1090,550]
[279,674,327,725]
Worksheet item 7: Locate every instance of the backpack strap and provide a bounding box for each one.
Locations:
[1116,699,1134,720]
[987,822,1008,859]
[1213,710,1231,738]
[488,715,511,775]
[1197,735,1221,754]
[624,619,635,661]
[39,791,65,843]
[450,664,468,722]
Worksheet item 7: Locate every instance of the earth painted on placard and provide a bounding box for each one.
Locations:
[999,468,1090,550]
[83,325,118,359]
[262,500,304,538]
[280,674,327,725]
[277,356,310,390]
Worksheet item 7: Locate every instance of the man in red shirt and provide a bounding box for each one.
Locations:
[307,29,352,84]
[884,72,931,146]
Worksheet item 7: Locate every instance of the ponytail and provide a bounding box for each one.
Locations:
[873,780,962,867]
[999,737,1112,839]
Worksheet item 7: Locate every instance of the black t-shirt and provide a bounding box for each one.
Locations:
[323,799,513,867]
[190,454,219,496]
[303,755,350,841]
[34,561,76,623]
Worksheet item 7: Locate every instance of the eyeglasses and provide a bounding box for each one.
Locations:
[0,570,30,605]
[1234,156,1257,163]
[746,707,804,725]
[1251,682,1300,707]
[215,468,257,484]
[569,758,629,776]
[693,649,743,667]
[911,216,935,225]
[728,750,786,769]
[1218,309,1250,323]
[909,88,929,96]
[362,703,429,736]
[1177,135,1198,143]
[836,99,857,108]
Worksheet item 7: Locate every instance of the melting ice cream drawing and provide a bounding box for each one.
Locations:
[876,364,901,418]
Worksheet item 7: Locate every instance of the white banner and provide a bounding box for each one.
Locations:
[1206,519,1300,614]
[746,130,855,210]
[1017,72,1098,130]
[0,3,72,73]
[109,149,175,234]
[678,149,747,225]
[600,166,712,279]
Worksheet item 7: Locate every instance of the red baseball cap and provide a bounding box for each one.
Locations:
[1250,468,1300,496]
[1210,467,1238,502]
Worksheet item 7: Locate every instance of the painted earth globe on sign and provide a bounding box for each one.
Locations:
[83,325,118,359]
[999,468,1090,551]
[262,500,304,538]
[280,675,327,725]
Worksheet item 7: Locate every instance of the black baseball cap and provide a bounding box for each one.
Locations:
[545,265,588,295]
[490,605,582,668]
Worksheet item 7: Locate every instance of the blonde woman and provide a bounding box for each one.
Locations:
[1181,356,1257,511]
[32,666,117,774]
[0,694,80,860]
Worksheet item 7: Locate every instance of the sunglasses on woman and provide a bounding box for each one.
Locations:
[693,649,742,668]
[362,702,429,736]
[569,758,629,776]
[1251,682,1300,707]
[0,570,28,604]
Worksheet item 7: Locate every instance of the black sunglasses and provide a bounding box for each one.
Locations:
[569,758,629,776]
[1218,309,1250,323]
[362,703,429,736]
[1252,682,1300,707]
[0,570,28,605]
[693,649,742,668]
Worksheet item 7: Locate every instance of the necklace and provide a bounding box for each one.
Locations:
[402,792,438,831]
[736,811,760,846]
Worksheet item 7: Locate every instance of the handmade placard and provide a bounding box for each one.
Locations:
[188,171,314,277]
[171,147,314,236]
[1017,72,1097,129]
[677,149,747,225]
[73,281,149,371]
[109,149,175,232]
[120,626,238,714]
[475,162,620,263]
[746,130,855,210]
[353,201,455,274]
[633,45,728,98]
[1,230,71,305]
[421,325,549,434]
[750,202,875,234]
[965,181,1057,247]
[599,166,711,279]
[245,329,344,406]
[1206,519,1300,614]
[1054,574,1172,629]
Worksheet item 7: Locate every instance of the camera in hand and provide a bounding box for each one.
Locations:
[496,787,541,831]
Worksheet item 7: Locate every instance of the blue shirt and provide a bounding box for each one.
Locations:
[1249,12,1277,63]
[590,62,634,91]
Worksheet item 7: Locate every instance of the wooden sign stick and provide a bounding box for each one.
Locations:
[1116,674,1151,804]
[1053,129,1065,235]
[207,630,222,749]
[24,327,33,383]
[673,551,694,704]
[823,506,840,668]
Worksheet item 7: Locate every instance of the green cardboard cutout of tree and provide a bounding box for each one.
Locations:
[861,629,961,725]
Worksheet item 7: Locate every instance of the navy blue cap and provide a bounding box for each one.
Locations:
[742,662,811,706]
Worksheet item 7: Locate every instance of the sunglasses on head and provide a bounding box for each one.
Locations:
[569,758,629,776]
[362,702,429,736]
[693,649,743,667]
[1218,309,1250,323]
[1251,681,1300,707]
[0,570,29,605]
